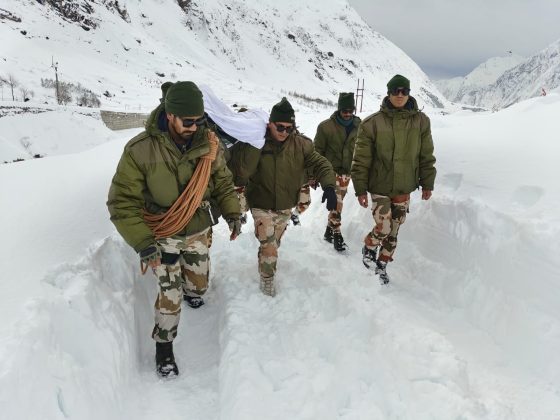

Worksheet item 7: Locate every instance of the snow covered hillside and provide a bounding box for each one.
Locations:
[1,90,559,419]
[435,54,524,105]
[437,38,560,109]
[0,0,448,114]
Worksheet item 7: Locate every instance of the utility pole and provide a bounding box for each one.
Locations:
[355,78,365,112]
[52,57,60,104]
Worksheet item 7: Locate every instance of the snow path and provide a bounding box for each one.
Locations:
[2,190,559,419]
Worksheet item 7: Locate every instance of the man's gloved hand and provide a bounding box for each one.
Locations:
[234,185,249,213]
[357,194,368,208]
[227,217,242,241]
[139,244,161,268]
[321,186,337,211]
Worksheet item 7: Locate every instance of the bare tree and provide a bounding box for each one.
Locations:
[3,74,19,101]
[19,86,31,101]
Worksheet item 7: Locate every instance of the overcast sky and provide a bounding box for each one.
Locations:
[348,0,560,80]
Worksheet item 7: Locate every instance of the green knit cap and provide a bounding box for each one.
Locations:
[387,74,410,93]
[165,81,204,116]
[269,97,295,123]
[338,92,355,110]
[160,81,173,103]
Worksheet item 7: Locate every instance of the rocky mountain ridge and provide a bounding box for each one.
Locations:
[0,0,448,111]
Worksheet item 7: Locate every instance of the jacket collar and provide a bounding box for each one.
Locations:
[380,96,419,117]
[330,111,360,128]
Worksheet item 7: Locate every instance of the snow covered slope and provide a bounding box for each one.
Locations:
[435,54,524,103]
[476,39,560,108]
[1,91,559,419]
[0,0,448,114]
[437,39,560,109]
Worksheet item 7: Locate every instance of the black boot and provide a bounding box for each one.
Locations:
[375,260,390,285]
[290,212,301,226]
[184,295,205,309]
[362,245,378,269]
[155,342,179,378]
[324,226,333,243]
[333,232,348,252]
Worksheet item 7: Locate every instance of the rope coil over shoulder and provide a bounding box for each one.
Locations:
[140,132,219,274]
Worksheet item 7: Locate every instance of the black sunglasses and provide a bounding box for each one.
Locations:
[390,87,410,96]
[274,124,294,133]
[180,116,207,128]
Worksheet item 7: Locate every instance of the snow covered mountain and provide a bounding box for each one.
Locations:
[437,39,560,109]
[0,0,448,113]
[435,54,524,103]
[476,39,560,109]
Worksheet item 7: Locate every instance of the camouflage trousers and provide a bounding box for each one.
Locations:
[364,194,410,262]
[328,174,351,232]
[293,184,311,215]
[151,228,210,343]
[251,208,291,280]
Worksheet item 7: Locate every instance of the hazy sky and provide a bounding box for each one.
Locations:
[348,0,560,80]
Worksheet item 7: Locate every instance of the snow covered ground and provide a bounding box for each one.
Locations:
[1,91,560,420]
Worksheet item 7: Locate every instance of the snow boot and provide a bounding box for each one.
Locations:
[290,212,301,226]
[375,260,390,285]
[155,342,179,378]
[324,226,334,243]
[362,245,378,269]
[333,232,348,252]
[260,276,276,297]
[184,295,205,309]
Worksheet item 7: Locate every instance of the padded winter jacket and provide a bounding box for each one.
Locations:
[314,112,361,175]
[227,141,262,187]
[351,97,436,197]
[246,131,335,211]
[107,104,240,252]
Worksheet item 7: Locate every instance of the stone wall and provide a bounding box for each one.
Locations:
[100,110,149,130]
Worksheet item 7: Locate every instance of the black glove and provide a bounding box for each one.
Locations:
[227,217,242,239]
[139,244,161,264]
[321,186,337,211]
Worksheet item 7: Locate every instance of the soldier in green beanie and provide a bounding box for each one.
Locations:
[107,80,241,378]
[314,92,361,252]
[243,97,337,297]
[351,74,436,284]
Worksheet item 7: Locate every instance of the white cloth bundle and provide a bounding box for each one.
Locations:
[199,84,268,149]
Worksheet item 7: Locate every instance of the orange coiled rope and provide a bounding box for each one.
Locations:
[143,132,219,240]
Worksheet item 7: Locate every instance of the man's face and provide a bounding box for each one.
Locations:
[268,121,294,142]
[167,113,205,141]
[388,87,410,109]
[339,108,355,121]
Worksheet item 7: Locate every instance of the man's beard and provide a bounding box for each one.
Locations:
[179,131,195,141]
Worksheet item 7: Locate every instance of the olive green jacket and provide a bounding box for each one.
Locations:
[107,104,240,252]
[226,141,262,187]
[314,112,361,175]
[351,97,436,197]
[246,131,336,210]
